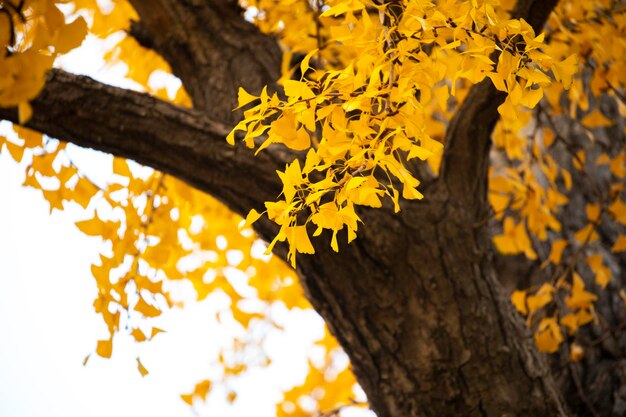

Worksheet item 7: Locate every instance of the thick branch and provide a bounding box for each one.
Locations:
[439,0,559,207]
[0,1,577,415]
[127,0,282,123]
[0,70,286,239]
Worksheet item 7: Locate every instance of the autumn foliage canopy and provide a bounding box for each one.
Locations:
[1,0,625,415]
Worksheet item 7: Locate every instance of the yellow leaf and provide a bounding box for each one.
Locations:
[534,317,563,353]
[299,49,318,79]
[586,203,601,222]
[526,283,553,315]
[586,254,611,288]
[283,80,315,100]
[96,338,113,358]
[137,358,149,377]
[113,157,132,177]
[18,102,32,124]
[574,223,598,243]
[73,177,99,209]
[565,272,597,310]
[511,290,527,315]
[131,328,147,342]
[543,129,555,147]
[547,239,568,265]
[569,343,584,362]
[331,230,339,252]
[151,327,165,338]
[561,168,572,190]
[488,72,507,92]
[612,235,626,252]
[42,189,64,213]
[75,215,104,236]
[236,87,258,109]
[55,17,88,54]
[575,308,594,326]
[552,54,578,90]
[5,141,25,162]
[573,150,586,171]
[240,208,262,230]
[609,198,626,225]
[560,313,578,334]
[134,297,161,317]
[193,380,212,400]
[520,87,543,109]
[581,109,613,128]
[293,225,315,254]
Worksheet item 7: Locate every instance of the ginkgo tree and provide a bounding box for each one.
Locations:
[1,0,626,416]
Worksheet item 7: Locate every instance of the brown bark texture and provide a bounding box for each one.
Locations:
[1,0,625,416]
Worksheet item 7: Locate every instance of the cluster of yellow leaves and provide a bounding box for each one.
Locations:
[1,120,312,386]
[2,0,312,402]
[232,0,584,267]
[0,0,88,121]
[240,0,626,361]
[278,328,364,417]
[3,0,625,410]
[512,272,598,357]
[489,0,626,358]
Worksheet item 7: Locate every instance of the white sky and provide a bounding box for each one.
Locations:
[0,34,337,417]
[0,145,329,417]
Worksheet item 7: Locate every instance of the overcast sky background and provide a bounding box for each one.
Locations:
[0,33,336,417]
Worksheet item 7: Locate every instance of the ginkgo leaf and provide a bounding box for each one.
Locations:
[612,235,626,252]
[283,80,315,100]
[534,317,563,353]
[526,283,554,315]
[113,157,132,177]
[137,358,149,377]
[96,338,113,359]
[236,87,259,109]
[574,224,598,243]
[151,327,165,338]
[566,272,597,310]
[299,49,318,79]
[75,215,105,236]
[240,208,262,230]
[131,328,147,342]
[55,17,88,54]
[581,109,614,128]
[511,290,527,315]
[18,102,32,124]
[134,297,162,317]
[293,225,315,254]
[609,198,626,225]
[586,254,611,288]
[552,54,578,90]
[547,239,567,265]
[73,177,99,209]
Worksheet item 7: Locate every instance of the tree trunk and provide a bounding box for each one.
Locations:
[4,0,624,415]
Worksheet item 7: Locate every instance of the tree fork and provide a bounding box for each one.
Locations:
[0,0,580,415]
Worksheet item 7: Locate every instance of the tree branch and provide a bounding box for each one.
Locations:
[0,70,287,240]
[439,0,559,207]
[127,0,282,123]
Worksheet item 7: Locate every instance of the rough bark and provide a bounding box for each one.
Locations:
[0,70,286,223]
[127,0,282,122]
[4,0,621,415]
[0,67,568,416]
